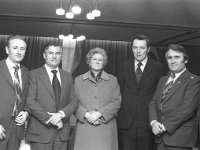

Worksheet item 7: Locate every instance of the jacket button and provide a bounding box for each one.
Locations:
[94,96,97,99]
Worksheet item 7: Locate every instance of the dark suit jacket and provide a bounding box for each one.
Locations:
[149,69,200,147]
[0,59,29,140]
[25,66,78,143]
[117,58,165,131]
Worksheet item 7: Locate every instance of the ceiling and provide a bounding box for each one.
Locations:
[0,0,200,45]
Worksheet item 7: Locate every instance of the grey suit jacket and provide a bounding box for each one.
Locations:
[149,69,200,147]
[0,59,29,140]
[25,66,78,143]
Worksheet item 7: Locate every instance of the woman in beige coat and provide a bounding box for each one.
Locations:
[74,47,121,150]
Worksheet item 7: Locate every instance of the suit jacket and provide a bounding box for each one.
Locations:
[194,99,200,148]
[0,59,29,140]
[117,58,165,131]
[149,69,200,147]
[25,66,78,143]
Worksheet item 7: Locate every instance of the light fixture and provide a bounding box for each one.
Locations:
[56,0,65,16]
[56,0,101,20]
[86,12,95,20]
[72,5,81,14]
[58,25,86,41]
[65,12,74,19]
[91,0,101,17]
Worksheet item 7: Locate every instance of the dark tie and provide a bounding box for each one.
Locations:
[161,73,175,102]
[13,65,22,117]
[51,70,61,106]
[136,62,143,84]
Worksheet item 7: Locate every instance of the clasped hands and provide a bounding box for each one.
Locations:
[151,120,166,136]
[0,111,29,140]
[15,111,29,126]
[85,111,102,125]
[46,112,63,129]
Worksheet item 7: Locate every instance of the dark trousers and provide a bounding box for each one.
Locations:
[30,131,68,150]
[118,123,156,150]
[0,120,20,150]
[157,141,192,150]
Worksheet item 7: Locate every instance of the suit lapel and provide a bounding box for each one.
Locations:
[162,70,189,104]
[59,69,67,102]
[39,66,55,99]
[158,76,169,103]
[0,60,15,89]
[128,60,138,86]
[20,66,28,92]
[140,59,152,86]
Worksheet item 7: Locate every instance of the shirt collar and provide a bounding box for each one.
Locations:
[6,57,20,71]
[134,57,148,67]
[173,67,186,79]
[82,70,109,81]
[45,64,59,75]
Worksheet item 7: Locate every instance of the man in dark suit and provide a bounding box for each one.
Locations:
[25,40,78,150]
[0,35,29,150]
[117,34,165,150]
[149,44,200,150]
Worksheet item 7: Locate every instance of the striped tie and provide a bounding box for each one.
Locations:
[13,65,22,117]
[161,73,175,102]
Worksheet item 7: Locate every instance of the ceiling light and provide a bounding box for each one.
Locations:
[72,5,82,15]
[56,8,65,16]
[86,12,95,20]
[59,34,65,39]
[65,12,74,19]
[92,9,101,17]
[77,35,86,41]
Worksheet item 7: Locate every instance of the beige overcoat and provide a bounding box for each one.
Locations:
[74,71,121,150]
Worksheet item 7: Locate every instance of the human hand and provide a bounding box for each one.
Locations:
[151,121,164,135]
[0,124,6,140]
[15,111,29,125]
[46,112,62,126]
[85,111,102,124]
[57,121,63,129]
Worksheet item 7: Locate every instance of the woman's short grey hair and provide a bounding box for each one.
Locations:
[86,47,108,68]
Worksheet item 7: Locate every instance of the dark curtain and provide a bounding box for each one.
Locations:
[184,45,200,76]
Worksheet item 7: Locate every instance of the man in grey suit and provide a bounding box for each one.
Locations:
[25,40,78,150]
[0,35,29,150]
[149,44,200,150]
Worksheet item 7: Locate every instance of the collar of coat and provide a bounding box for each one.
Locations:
[82,70,109,81]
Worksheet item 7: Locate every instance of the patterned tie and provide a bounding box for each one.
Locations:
[136,62,143,84]
[51,70,61,107]
[161,73,175,102]
[13,65,22,117]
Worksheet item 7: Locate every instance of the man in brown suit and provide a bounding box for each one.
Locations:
[25,40,78,150]
[0,35,29,150]
[149,44,200,150]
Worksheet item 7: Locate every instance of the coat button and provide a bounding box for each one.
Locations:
[94,96,97,99]
[162,116,165,119]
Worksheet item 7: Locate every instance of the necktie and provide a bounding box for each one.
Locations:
[13,65,22,117]
[51,70,61,106]
[161,73,175,102]
[136,62,143,84]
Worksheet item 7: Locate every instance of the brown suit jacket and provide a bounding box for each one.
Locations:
[25,66,78,143]
[149,69,200,147]
[0,59,29,140]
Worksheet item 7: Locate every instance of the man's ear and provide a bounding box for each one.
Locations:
[5,46,9,55]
